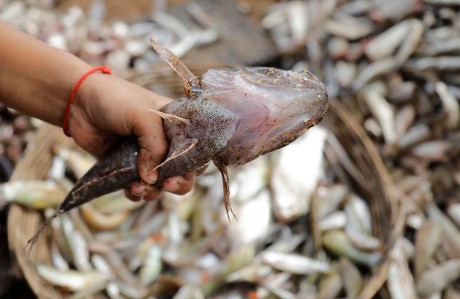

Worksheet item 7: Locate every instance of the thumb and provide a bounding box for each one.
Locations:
[134,110,169,185]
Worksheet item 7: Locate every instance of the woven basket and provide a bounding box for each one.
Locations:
[328,99,400,299]
[329,99,399,247]
[8,65,398,299]
[8,124,76,299]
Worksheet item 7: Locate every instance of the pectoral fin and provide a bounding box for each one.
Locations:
[147,109,190,125]
[213,159,237,222]
[154,138,198,172]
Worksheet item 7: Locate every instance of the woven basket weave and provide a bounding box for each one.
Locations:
[8,124,76,299]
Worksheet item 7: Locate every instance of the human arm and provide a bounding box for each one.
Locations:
[0,20,197,199]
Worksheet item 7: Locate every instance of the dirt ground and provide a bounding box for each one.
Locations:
[56,0,274,21]
[57,0,157,21]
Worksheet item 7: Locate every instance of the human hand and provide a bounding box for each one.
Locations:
[0,21,200,198]
[65,72,200,201]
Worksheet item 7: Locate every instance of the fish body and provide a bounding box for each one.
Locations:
[27,41,328,247]
[53,67,328,222]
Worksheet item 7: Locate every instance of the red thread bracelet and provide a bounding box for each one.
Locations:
[62,65,112,136]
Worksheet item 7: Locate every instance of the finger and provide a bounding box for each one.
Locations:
[134,113,169,185]
[124,189,142,202]
[142,185,163,201]
[125,180,145,201]
[163,175,196,195]
[125,180,162,201]
[128,180,146,195]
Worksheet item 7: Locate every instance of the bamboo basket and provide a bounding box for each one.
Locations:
[8,124,76,299]
[328,99,400,299]
[7,64,398,299]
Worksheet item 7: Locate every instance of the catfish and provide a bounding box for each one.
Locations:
[26,38,328,248]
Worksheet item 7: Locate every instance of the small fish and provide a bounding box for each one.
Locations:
[414,221,443,278]
[260,251,330,275]
[0,180,66,209]
[36,263,110,291]
[417,259,460,297]
[365,19,411,61]
[318,270,343,299]
[322,230,381,266]
[79,203,129,231]
[387,238,418,299]
[139,243,162,285]
[340,258,363,299]
[61,215,91,272]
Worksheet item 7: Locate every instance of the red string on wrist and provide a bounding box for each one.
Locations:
[62,65,112,136]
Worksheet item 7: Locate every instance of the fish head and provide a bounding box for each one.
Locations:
[202,67,329,165]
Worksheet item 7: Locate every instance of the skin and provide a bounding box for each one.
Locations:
[0,21,199,200]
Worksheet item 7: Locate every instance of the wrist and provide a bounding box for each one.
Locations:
[63,66,112,136]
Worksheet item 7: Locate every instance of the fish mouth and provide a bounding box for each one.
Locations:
[203,67,328,93]
[302,70,328,97]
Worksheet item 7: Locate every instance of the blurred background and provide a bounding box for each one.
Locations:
[1,0,460,298]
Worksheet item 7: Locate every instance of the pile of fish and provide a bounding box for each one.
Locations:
[1,0,460,298]
[0,0,220,74]
[261,0,460,298]
[0,105,33,183]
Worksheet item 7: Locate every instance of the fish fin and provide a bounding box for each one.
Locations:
[24,211,62,254]
[149,36,202,96]
[147,109,190,125]
[213,160,237,222]
[153,138,198,172]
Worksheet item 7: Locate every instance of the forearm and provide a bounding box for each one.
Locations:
[0,21,92,126]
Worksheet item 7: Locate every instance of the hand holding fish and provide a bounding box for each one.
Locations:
[66,71,200,201]
[0,21,199,201]
[0,21,328,249]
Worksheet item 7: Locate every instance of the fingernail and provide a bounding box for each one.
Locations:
[147,169,158,184]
